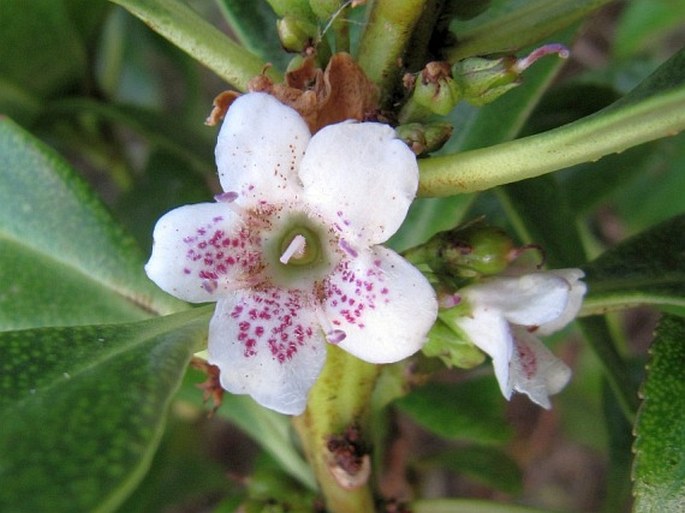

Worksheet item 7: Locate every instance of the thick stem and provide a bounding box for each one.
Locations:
[417,85,685,196]
[356,0,429,105]
[292,345,380,513]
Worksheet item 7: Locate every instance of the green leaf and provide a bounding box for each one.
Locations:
[178,369,317,491]
[0,0,87,98]
[419,47,685,196]
[423,446,523,494]
[110,0,279,91]
[113,412,234,513]
[0,306,212,513]
[0,118,185,330]
[582,214,685,314]
[633,314,685,513]
[614,0,685,59]
[413,498,560,513]
[216,0,290,71]
[395,379,512,444]
[446,0,612,62]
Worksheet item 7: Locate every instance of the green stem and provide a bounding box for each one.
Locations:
[356,0,429,103]
[292,345,380,513]
[110,0,280,91]
[417,83,685,196]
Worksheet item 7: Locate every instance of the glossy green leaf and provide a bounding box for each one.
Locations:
[582,215,685,314]
[419,47,685,196]
[0,0,87,98]
[446,0,611,62]
[413,498,559,513]
[0,306,211,513]
[110,0,279,91]
[633,314,685,513]
[395,379,512,444]
[0,118,185,330]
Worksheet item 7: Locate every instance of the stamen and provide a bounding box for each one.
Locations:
[214,191,247,217]
[327,329,347,344]
[315,308,347,344]
[280,234,307,264]
[513,44,570,73]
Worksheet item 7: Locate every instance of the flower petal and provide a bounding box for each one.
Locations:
[323,247,437,364]
[215,92,310,207]
[462,273,572,327]
[509,327,572,409]
[207,289,326,415]
[299,122,418,245]
[537,269,586,335]
[145,203,259,303]
[451,306,513,399]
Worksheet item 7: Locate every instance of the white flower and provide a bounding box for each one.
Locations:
[145,92,438,415]
[448,269,586,408]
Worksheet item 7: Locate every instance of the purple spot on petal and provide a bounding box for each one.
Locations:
[201,279,218,293]
[214,191,239,202]
[339,239,358,258]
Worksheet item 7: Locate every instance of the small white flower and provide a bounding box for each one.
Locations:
[145,93,438,415]
[448,269,586,408]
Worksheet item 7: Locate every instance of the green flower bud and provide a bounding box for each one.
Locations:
[412,62,462,116]
[453,44,569,106]
[404,222,516,279]
[277,15,319,53]
[268,0,317,21]
[395,122,453,155]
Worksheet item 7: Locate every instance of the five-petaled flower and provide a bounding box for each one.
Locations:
[446,269,586,408]
[146,92,438,415]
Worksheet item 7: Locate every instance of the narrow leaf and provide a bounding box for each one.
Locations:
[633,314,685,513]
[0,306,212,513]
[110,0,279,91]
[0,118,184,330]
[446,0,612,62]
[395,379,512,444]
[582,214,685,314]
[413,498,560,513]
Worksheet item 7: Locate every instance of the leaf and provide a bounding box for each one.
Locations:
[446,0,612,62]
[0,0,87,98]
[0,306,212,513]
[419,47,685,196]
[110,0,279,91]
[0,117,185,330]
[614,0,685,60]
[177,369,318,491]
[216,0,290,71]
[582,214,685,314]
[633,314,685,513]
[413,498,559,513]
[395,379,512,444]
[423,446,523,494]
[113,412,234,513]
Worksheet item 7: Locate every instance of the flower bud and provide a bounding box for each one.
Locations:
[411,61,462,116]
[404,222,516,279]
[395,122,453,155]
[277,15,319,53]
[452,44,569,106]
